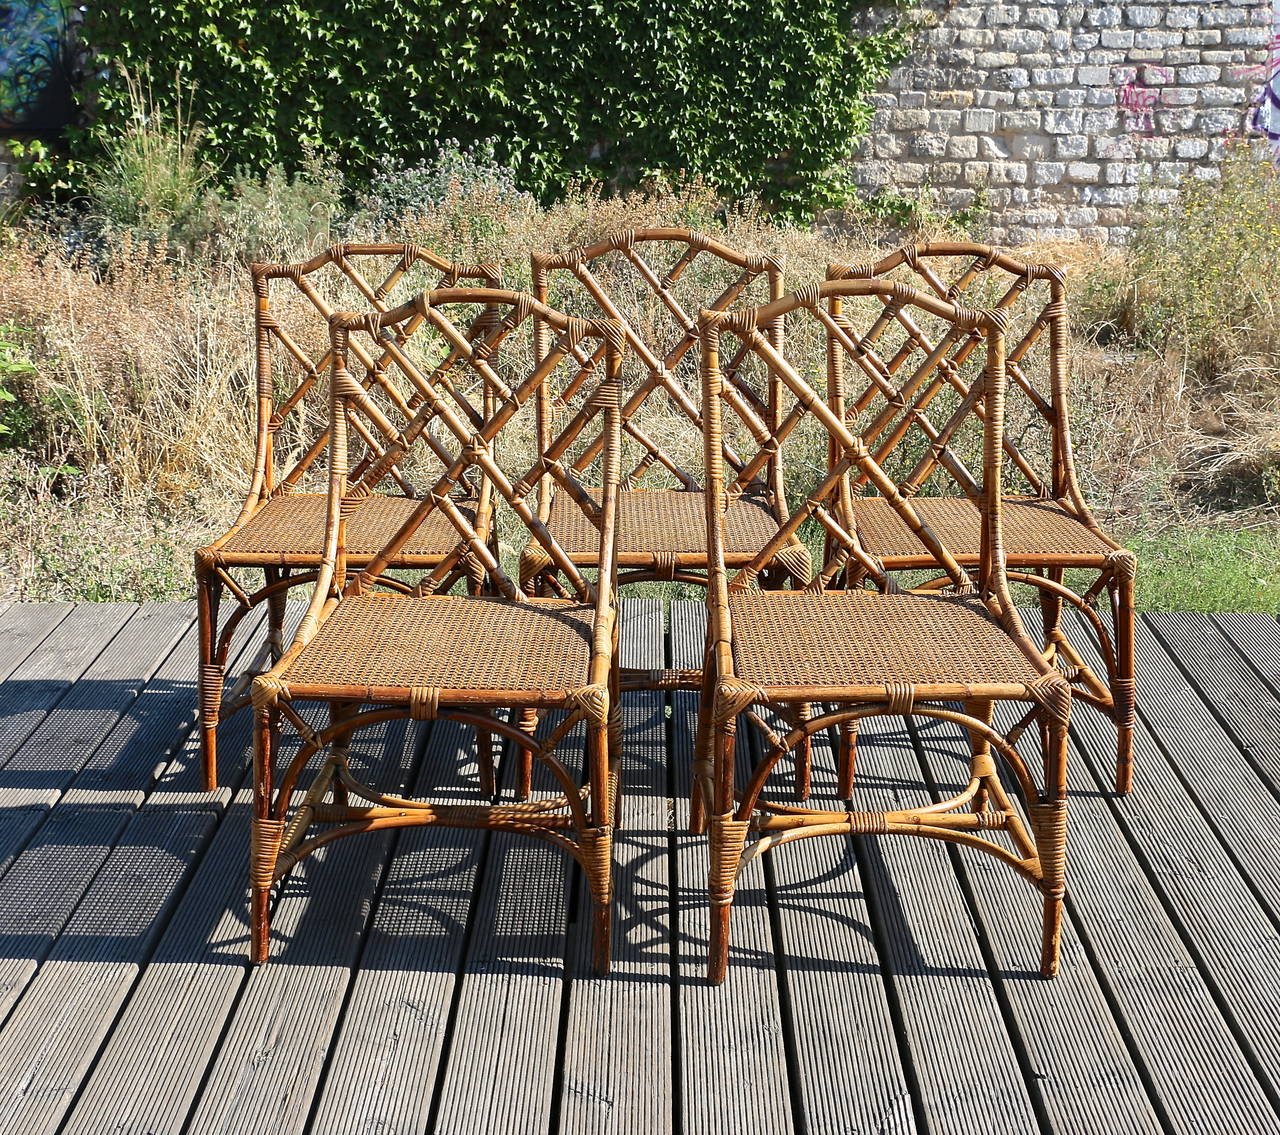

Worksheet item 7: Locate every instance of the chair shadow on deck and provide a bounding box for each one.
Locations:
[0,674,1070,986]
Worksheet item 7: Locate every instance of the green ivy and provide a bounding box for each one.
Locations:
[74,2,912,217]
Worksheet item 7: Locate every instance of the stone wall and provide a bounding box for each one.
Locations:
[851,0,1279,243]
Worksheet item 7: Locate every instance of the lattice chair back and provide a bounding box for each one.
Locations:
[701,280,1021,615]
[319,289,628,611]
[244,244,502,516]
[529,229,785,517]
[825,242,1081,510]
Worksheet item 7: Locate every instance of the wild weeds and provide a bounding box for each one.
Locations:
[0,147,1275,606]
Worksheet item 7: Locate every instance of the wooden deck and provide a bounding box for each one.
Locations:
[0,597,1277,1134]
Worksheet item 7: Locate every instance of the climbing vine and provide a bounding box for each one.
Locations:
[74,1,913,215]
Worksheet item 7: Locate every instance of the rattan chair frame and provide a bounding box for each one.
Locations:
[526,230,819,795]
[524,228,811,592]
[195,244,502,791]
[826,244,1136,792]
[698,279,1072,983]
[248,288,626,972]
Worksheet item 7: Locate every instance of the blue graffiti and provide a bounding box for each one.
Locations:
[0,1,75,133]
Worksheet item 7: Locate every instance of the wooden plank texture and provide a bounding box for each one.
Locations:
[669,600,794,1135]
[0,601,1278,1135]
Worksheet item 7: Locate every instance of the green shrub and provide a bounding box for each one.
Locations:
[76,2,913,217]
[1081,146,1280,505]
[81,71,217,247]
[0,325,37,447]
[356,139,528,229]
[211,153,344,263]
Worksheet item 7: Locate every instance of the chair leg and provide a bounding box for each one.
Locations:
[196,564,224,792]
[707,721,746,984]
[327,699,356,809]
[962,698,994,813]
[1039,567,1066,661]
[265,566,289,662]
[1112,566,1137,794]
[794,703,812,800]
[1036,714,1069,978]
[691,644,717,836]
[516,708,538,798]
[837,719,858,799]
[583,719,614,973]
[250,704,281,964]
[708,805,748,983]
[250,886,272,965]
[476,715,496,796]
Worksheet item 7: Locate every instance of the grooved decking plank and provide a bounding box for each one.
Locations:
[307,717,494,1135]
[430,708,576,1135]
[845,717,1036,1135]
[0,605,198,1024]
[558,598,673,1135]
[185,714,419,1135]
[0,804,219,1134]
[1118,615,1280,917]
[1059,612,1280,1110]
[1212,612,1280,698]
[0,605,275,1135]
[1146,611,1280,797]
[0,603,137,815]
[0,603,195,791]
[0,801,138,1022]
[761,721,915,1135]
[984,693,1280,1135]
[909,716,1161,1135]
[669,600,793,1135]
[59,611,304,1135]
[0,601,72,681]
[66,604,208,798]
[60,797,259,1135]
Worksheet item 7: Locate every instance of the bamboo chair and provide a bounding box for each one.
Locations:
[827,245,1136,792]
[248,288,626,971]
[698,280,1072,983]
[196,245,501,790]
[523,229,811,594]
[525,230,819,796]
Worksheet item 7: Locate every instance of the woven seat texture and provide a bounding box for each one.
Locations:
[729,590,1041,690]
[221,493,476,560]
[852,495,1111,560]
[544,487,783,557]
[282,594,595,692]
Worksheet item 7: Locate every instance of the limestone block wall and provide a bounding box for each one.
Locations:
[851,0,1279,243]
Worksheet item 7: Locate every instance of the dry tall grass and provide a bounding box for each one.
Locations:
[0,164,1275,607]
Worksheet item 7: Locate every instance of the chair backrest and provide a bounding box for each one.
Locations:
[699,281,1023,621]
[826,242,1089,515]
[241,244,501,521]
[529,229,786,517]
[320,289,627,610]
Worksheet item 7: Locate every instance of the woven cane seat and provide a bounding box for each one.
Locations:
[852,495,1112,563]
[542,487,786,559]
[220,493,477,563]
[729,590,1041,691]
[282,594,596,693]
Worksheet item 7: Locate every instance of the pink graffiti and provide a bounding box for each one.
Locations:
[1229,33,1280,81]
[1115,66,1174,135]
